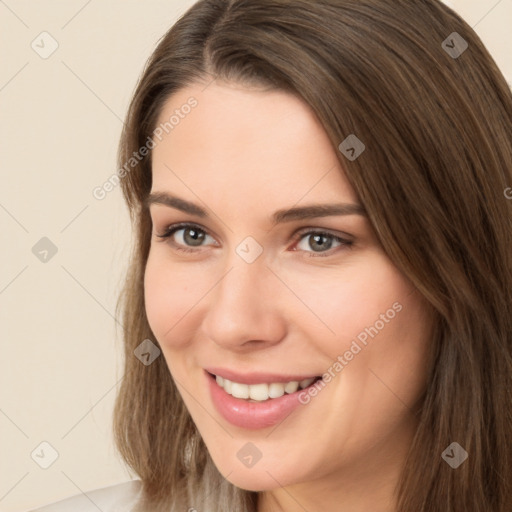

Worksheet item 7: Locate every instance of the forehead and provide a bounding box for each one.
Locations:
[151,81,358,209]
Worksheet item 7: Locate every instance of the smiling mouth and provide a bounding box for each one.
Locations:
[207,372,322,402]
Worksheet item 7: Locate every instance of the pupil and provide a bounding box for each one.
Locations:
[310,234,332,252]
[185,228,205,246]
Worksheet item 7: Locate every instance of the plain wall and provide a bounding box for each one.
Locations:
[1,1,511,510]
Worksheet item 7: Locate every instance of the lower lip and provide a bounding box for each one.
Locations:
[206,371,316,429]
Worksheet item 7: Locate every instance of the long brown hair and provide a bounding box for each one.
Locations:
[113,1,512,510]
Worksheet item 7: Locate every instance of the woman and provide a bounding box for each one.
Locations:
[32,0,512,510]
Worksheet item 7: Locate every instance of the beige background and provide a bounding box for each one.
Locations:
[1,1,511,511]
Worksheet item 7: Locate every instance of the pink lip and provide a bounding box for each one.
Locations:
[205,370,319,429]
[204,367,319,385]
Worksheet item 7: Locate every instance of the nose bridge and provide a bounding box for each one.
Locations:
[201,251,285,348]
[213,254,268,321]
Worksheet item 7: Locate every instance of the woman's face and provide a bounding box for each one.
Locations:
[145,80,432,497]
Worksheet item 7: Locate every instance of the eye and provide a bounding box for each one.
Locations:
[155,223,353,258]
[156,223,217,253]
[293,229,353,257]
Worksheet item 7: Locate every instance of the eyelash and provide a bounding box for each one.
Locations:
[155,222,353,258]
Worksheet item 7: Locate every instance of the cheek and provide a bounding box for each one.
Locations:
[288,253,431,412]
[326,257,432,418]
[281,253,415,355]
[143,252,207,346]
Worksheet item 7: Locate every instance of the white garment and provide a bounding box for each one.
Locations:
[28,480,142,512]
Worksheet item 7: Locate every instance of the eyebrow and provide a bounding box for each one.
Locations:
[145,192,366,225]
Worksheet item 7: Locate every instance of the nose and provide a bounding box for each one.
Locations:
[200,257,287,352]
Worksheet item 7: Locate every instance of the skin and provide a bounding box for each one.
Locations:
[144,80,433,512]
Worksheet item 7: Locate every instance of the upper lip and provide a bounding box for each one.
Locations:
[205,367,321,385]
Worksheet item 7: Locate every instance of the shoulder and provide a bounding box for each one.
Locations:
[28,480,142,512]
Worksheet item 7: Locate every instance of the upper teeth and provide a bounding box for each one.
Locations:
[215,375,317,401]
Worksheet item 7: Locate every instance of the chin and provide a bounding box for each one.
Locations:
[210,451,303,492]
[224,471,287,492]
